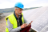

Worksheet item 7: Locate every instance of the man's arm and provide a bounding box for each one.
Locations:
[23,17,27,23]
[7,19,21,32]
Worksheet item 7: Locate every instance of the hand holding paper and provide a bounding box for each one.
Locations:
[27,21,33,27]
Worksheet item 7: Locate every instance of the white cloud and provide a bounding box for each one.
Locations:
[0,0,48,9]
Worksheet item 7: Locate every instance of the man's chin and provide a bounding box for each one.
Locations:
[19,14,21,15]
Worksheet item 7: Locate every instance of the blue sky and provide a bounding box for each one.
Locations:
[0,0,48,9]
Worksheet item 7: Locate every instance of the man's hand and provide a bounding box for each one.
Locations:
[21,23,27,29]
[27,21,33,27]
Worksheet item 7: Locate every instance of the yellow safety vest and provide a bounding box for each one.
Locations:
[5,13,24,32]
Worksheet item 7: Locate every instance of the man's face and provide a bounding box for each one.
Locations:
[15,8,23,15]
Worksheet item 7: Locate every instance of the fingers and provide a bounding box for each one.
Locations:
[21,23,27,28]
[30,21,33,23]
[29,21,33,25]
[24,23,27,26]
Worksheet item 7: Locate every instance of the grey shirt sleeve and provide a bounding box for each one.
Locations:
[7,19,21,32]
[24,18,27,23]
[23,17,27,23]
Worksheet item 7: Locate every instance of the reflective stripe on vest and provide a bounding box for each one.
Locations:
[5,13,24,32]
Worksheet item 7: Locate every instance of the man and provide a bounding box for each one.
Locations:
[5,2,33,32]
